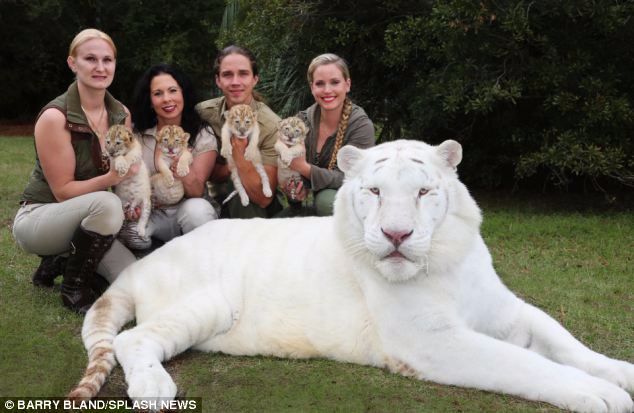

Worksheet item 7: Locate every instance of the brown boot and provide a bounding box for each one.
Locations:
[31,255,67,287]
[61,226,114,315]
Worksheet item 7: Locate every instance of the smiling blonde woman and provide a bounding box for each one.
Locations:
[279,53,376,217]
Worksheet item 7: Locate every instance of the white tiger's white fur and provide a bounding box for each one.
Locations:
[70,140,634,412]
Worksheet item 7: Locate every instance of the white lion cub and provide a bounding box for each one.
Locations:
[220,104,272,206]
[274,116,308,200]
[70,140,633,413]
[104,125,151,239]
[151,125,192,207]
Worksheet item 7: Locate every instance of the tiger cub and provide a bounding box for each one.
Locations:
[220,104,272,206]
[104,125,151,239]
[151,125,193,207]
[274,116,308,199]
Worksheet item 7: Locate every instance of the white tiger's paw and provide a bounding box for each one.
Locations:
[555,373,633,413]
[127,364,177,405]
[221,147,232,159]
[114,158,129,177]
[137,225,147,239]
[594,359,634,393]
[263,185,273,198]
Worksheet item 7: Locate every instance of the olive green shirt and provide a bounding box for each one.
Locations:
[195,97,280,167]
[21,81,127,204]
[299,102,375,191]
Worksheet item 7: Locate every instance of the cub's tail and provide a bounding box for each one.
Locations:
[67,283,134,400]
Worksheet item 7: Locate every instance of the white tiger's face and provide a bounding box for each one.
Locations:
[336,140,462,282]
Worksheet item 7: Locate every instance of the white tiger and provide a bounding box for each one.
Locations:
[69,140,634,413]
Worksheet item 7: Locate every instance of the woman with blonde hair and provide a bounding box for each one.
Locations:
[281,53,375,216]
[12,28,137,314]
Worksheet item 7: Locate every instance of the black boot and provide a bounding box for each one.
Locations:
[31,255,67,287]
[61,226,114,315]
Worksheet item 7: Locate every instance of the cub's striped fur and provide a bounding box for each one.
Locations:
[151,125,192,206]
[220,104,272,206]
[274,116,308,200]
[104,125,151,238]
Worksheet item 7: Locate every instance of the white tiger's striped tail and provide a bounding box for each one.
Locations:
[67,286,134,400]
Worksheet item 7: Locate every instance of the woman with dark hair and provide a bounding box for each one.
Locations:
[196,45,282,218]
[118,63,218,251]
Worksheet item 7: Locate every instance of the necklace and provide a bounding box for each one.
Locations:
[80,104,107,138]
[81,104,109,170]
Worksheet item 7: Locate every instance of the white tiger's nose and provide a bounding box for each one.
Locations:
[381,228,413,248]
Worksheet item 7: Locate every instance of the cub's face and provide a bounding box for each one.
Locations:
[156,125,190,157]
[224,104,257,139]
[336,140,462,282]
[104,125,135,158]
[278,116,307,147]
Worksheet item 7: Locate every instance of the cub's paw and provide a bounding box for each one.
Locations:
[176,163,190,177]
[245,147,259,162]
[263,184,273,198]
[163,174,175,187]
[127,364,177,407]
[281,153,294,165]
[239,192,250,207]
[114,158,130,177]
[220,147,232,159]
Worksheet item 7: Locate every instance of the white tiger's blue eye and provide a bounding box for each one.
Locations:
[369,188,380,196]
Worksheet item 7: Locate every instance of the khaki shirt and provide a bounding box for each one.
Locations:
[195,97,280,166]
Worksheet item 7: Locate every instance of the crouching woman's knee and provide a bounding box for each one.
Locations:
[177,198,218,234]
[82,192,125,236]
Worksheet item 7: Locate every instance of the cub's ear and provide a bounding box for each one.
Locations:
[183,132,190,141]
[437,140,462,169]
[337,145,365,176]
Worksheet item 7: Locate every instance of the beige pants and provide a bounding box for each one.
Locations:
[12,191,136,283]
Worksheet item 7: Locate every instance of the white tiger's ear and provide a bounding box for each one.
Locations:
[337,145,365,175]
[437,140,462,168]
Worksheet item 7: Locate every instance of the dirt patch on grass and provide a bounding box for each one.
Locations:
[0,122,34,136]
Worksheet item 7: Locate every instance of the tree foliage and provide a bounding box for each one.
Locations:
[218,0,634,192]
[0,0,225,120]
[1,0,633,193]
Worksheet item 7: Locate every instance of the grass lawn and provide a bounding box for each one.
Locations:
[1,136,632,412]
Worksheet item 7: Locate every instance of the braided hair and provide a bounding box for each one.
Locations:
[327,97,352,170]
